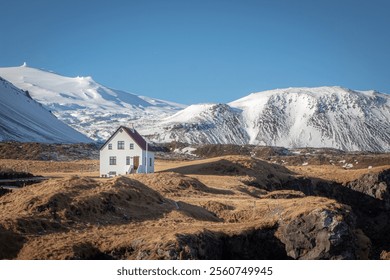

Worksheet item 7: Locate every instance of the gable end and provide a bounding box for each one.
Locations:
[100,126,154,151]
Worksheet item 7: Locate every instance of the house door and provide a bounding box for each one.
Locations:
[133,156,139,170]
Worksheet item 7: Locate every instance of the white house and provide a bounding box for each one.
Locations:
[100,126,155,177]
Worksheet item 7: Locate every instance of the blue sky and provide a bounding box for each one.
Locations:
[1,0,389,104]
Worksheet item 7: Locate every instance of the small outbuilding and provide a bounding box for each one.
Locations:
[99,126,155,177]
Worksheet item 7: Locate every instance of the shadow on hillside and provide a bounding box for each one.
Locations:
[176,226,291,260]
[163,158,297,193]
[136,171,235,196]
[0,225,26,259]
[164,158,294,176]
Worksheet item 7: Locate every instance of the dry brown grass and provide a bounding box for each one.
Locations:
[0,155,385,259]
[288,164,390,184]
[0,159,99,177]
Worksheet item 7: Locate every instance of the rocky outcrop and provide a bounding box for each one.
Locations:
[347,169,390,209]
[132,207,360,260]
[277,208,357,259]
[175,227,290,260]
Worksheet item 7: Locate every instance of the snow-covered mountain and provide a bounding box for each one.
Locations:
[229,87,390,152]
[0,64,185,141]
[0,77,91,143]
[1,65,389,152]
[145,103,248,144]
[148,87,390,152]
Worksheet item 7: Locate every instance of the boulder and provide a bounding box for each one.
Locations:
[347,169,390,209]
[278,208,357,259]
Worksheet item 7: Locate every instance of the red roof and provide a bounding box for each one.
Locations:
[100,126,156,151]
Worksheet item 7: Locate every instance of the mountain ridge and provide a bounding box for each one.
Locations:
[146,86,390,152]
[0,65,185,141]
[0,65,389,152]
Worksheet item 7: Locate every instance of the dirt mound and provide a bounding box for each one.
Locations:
[200,201,235,220]
[0,175,225,259]
[202,201,235,212]
[262,190,306,199]
[164,156,293,186]
[0,176,172,234]
[132,172,232,197]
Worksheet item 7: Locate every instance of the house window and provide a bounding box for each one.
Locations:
[126,156,131,165]
[109,156,116,165]
[117,141,124,150]
[130,143,134,150]
[108,143,112,150]
[149,158,152,167]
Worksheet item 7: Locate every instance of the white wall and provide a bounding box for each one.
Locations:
[137,149,155,174]
[99,130,154,176]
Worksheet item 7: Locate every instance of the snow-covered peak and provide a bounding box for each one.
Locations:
[0,65,186,141]
[1,64,388,151]
[230,86,384,106]
[163,103,222,123]
[0,76,91,143]
[0,65,154,110]
[147,86,390,151]
[228,86,390,151]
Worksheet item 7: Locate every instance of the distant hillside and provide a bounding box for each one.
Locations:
[0,77,91,143]
[147,87,390,152]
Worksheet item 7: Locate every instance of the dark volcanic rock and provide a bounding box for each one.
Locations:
[175,227,290,260]
[140,207,360,260]
[278,208,357,260]
[347,169,390,209]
